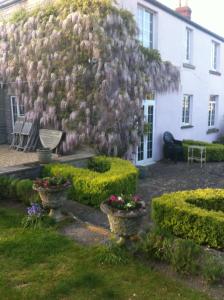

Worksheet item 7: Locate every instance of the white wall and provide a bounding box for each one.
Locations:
[118,0,224,161]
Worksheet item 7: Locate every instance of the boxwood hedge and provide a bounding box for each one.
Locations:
[43,156,139,207]
[0,177,39,205]
[152,189,224,249]
[183,140,224,162]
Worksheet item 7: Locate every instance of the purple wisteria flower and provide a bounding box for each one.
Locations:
[27,203,42,218]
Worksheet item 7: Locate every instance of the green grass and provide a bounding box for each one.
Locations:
[0,207,212,300]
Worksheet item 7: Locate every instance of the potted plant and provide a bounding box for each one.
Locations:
[33,176,71,221]
[100,194,147,244]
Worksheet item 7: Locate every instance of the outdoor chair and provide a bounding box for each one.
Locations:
[10,117,25,149]
[163,131,184,162]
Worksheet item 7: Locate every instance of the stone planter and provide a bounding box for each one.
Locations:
[37,148,52,164]
[100,201,147,244]
[33,185,70,221]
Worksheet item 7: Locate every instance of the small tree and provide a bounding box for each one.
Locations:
[0,0,179,157]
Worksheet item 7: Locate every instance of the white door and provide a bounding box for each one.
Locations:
[136,100,155,166]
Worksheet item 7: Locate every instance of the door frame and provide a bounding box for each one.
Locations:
[136,99,156,166]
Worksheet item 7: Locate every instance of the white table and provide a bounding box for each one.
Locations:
[188,145,206,168]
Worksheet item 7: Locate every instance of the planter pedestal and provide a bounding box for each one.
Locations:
[100,202,147,244]
[33,185,70,222]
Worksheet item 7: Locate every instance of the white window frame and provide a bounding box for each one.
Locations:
[10,96,25,129]
[137,5,155,49]
[185,27,193,63]
[211,41,220,71]
[182,94,193,125]
[208,95,218,128]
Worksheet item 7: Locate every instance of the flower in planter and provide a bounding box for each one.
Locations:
[107,194,145,211]
[33,176,71,189]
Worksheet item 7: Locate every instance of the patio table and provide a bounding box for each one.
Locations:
[187,145,206,168]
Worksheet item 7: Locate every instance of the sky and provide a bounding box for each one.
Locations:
[159,0,224,37]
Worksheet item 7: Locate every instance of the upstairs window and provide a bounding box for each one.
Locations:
[137,5,154,49]
[182,94,193,125]
[208,95,218,127]
[185,28,193,63]
[211,41,220,71]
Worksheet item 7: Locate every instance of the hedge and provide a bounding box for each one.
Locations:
[183,140,224,162]
[43,156,139,207]
[152,189,224,249]
[0,177,39,205]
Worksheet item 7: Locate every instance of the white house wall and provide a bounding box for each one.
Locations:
[118,0,224,161]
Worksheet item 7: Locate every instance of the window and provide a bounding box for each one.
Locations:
[137,5,154,49]
[185,28,193,63]
[182,95,192,125]
[208,95,218,127]
[211,41,220,71]
[10,96,25,127]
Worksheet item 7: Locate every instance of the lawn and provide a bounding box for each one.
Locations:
[0,207,212,300]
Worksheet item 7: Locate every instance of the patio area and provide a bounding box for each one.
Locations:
[138,160,224,202]
[0,145,39,168]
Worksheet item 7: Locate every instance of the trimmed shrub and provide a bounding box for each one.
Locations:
[0,177,39,205]
[183,140,224,162]
[152,189,224,249]
[43,156,138,207]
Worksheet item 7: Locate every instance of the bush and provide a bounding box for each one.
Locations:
[43,156,138,207]
[88,156,111,173]
[141,230,224,283]
[202,254,224,284]
[152,189,224,249]
[183,140,224,162]
[0,177,39,205]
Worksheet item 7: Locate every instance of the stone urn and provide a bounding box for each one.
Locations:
[100,201,147,244]
[33,184,70,221]
[37,148,52,164]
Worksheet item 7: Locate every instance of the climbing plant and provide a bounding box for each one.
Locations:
[0,0,180,157]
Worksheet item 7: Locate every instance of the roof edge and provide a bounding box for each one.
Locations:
[144,0,224,43]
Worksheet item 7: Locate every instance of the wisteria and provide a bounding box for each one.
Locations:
[0,0,180,158]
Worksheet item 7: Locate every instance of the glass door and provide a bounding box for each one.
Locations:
[136,100,155,166]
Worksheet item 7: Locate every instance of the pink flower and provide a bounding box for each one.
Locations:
[133,195,141,202]
[109,195,117,202]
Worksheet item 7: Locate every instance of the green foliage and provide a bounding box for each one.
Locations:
[0,207,209,300]
[201,254,224,284]
[141,230,224,284]
[95,243,129,265]
[9,8,29,23]
[0,177,39,205]
[88,156,111,173]
[43,156,138,207]
[140,46,161,63]
[152,189,224,249]
[171,239,201,275]
[183,140,224,162]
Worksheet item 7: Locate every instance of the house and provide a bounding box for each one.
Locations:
[117,0,224,166]
[1,0,224,166]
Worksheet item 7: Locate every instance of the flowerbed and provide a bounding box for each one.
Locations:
[183,140,224,161]
[43,156,138,207]
[152,189,224,249]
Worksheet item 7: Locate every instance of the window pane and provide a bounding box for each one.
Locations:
[182,95,191,124]
[137,6,153,49]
